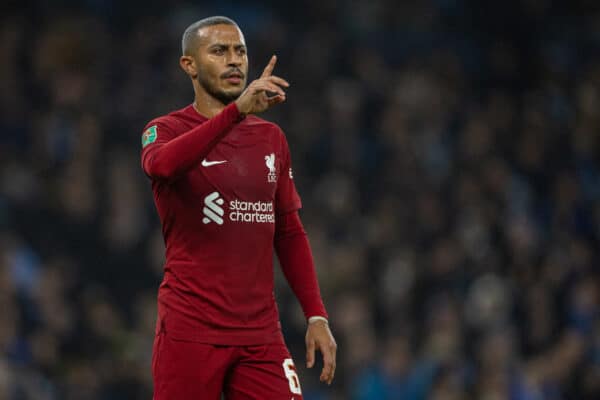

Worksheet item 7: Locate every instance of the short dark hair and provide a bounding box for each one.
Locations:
[181,16,239,55]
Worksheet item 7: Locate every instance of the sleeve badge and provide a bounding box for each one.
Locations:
[142,125,158,148]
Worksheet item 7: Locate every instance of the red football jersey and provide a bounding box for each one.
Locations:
[141,104,301,345]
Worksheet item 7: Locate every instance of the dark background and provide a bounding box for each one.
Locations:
[1,0,600,398]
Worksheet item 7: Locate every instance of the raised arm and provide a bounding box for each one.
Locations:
[142,103,241,181]
[142,55,289,182]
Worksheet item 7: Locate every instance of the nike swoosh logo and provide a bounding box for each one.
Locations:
[202,159,228,167]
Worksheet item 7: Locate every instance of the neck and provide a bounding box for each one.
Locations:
[192,83,229,118]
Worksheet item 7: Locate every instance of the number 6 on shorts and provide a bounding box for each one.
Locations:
[282,358,302,395]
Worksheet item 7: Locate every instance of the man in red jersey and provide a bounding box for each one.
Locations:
[140,16,336,400]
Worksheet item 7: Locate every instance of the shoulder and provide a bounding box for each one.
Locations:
[143,105,194,132]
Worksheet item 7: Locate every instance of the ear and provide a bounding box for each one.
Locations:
[180,55,197,78]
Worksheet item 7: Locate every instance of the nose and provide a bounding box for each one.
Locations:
[226,50,243,67]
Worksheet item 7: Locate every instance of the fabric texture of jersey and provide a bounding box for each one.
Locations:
[141,104,302,345]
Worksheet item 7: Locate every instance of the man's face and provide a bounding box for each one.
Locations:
[192,24,248,104]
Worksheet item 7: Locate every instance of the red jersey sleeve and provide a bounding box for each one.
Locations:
[140,118,177,177]
[275,132,302,214]
[275,211,328,320]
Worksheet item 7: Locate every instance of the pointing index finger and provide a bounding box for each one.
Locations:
[261,55,277,78]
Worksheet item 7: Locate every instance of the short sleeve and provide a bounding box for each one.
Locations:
[275,132,302,214]
[140,119,177,177]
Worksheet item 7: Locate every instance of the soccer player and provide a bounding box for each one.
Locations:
[140,16,337,400]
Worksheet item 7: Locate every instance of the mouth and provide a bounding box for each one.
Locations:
[223,71,244,85]
[225,77,242,84]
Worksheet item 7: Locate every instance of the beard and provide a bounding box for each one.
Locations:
[197,74,244,105]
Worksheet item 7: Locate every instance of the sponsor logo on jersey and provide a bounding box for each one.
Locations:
[142,125,157,147]
[202,191,225,225]
[202,192,274,225]
[265,153,277,183]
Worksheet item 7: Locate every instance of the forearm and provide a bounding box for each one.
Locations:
[143,103,242,180]
[275,211,328,320]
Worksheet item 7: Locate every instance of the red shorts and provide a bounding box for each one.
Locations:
[152,330,304,400]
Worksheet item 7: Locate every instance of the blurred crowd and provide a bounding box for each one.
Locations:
[1,0,600,399]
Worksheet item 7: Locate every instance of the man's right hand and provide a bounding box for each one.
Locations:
[235,55,289,115]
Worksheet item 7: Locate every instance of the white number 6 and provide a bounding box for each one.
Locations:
[282,358,302,395]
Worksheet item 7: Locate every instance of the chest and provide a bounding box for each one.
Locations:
[186,132,283,200]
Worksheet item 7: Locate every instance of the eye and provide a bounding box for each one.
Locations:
[238,48,247,56]
[212,47,225,55]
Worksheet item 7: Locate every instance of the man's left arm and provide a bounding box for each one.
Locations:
[274,210,337,385]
